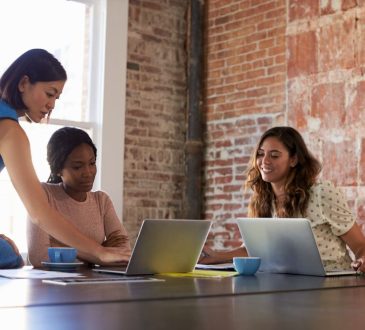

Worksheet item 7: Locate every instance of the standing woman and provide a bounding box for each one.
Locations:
[0,48,128,267]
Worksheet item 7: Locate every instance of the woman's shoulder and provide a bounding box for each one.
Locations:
[0,100,18,121]
[310,181,346,201]
[89,190,115,213]
[91,190,113,203]
[41,182,64,197]
[0,118,27,150]
[0,117,23,135]
[311,181,336,191]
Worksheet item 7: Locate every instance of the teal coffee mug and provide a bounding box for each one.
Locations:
[48,247,77,263]
[233,257,261,275]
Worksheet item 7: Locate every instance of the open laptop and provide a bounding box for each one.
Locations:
[236,218,358,277]
[94,219,211,276]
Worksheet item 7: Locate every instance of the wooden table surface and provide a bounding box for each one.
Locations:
[1,268,364,329]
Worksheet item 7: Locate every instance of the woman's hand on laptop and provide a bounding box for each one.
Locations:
[199,246,248,264]
[351,257,365,273]
[340,223,365,273]
[199,246,225,264]
[93,246,131,266]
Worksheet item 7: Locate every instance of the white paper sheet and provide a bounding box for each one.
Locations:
[195,263,235,271]
[0,266,83,279]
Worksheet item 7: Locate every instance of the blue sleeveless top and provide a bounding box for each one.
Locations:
[0,100,22,268]
[0,100,19,172]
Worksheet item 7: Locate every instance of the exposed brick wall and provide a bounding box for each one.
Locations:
[124,0,188,242]
[287,0,365,233]
[203,0,365,250]
[123,0,365,249]
[203,0,287,249]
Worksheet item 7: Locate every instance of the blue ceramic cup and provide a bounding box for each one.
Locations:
[233,257,261,275]
[48,247,77,263]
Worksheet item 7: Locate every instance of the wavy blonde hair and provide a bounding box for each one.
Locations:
[244,126,322,217]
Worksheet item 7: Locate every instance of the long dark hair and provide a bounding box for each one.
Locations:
[47,127,97,184]
[245,126,322,217]
[0,48,67,109]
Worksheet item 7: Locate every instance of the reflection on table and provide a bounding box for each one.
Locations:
[0,268,364,329]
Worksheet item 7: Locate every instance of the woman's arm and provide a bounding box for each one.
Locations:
[99,192,131,260]
[0,120,123,265]
[103,229,131,249]
[199,246,248,264]
[26,214,51,268]
[340,223,365,272]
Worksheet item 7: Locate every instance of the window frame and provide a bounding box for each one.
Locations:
[0,0,128,253]
[49,0,128,219]
[97,0,128,220]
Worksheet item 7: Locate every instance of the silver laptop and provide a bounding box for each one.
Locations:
[94,219,211,276]
[237,218,358,277]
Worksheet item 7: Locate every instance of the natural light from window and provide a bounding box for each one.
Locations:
[0,0,91,253]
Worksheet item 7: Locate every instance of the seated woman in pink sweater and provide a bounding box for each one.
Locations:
[27,127,131,267]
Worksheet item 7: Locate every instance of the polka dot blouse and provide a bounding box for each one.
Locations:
[303,181,355,271]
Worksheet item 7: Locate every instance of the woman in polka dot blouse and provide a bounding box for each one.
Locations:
[200,126,365,273]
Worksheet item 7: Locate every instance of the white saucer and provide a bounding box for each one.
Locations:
[42,261,84,270]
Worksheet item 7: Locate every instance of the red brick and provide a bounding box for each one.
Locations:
[318,18,356,71]
[206,204,223,212]
[287,31,317,78]
[311,83,345,128]
[268,65,286,75]
[224,108,262,118]
[320,0,341,15]
[206,194,232,201]
[357,16,365,66]
[223,185,242,193]
[346,80,365,125]
[246,87,268,98]
[214,84,236,95]
[259,38,275,49]
[214,140,232,148]
[207,59,225,70]
[141,1,162,11]
[322,137,357,186]
[211,0,236,9]
[215,176,233,185]
[214,103,235,112]
[246,31,268,44]
[223,203,242,211]
[224,223,239,232]
[342,0,357,10]
[213,159,234,167]
[289,0,319,21]
[266,8,286,19]
[257,19,278,31]
[206,112,224,121]
[267,26,286,38]
[287,79,310,129]
[246,69,265,79]
[359,139,365,184]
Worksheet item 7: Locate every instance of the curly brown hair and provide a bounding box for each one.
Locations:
[244,126,322,217]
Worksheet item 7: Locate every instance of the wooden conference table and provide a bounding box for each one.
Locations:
[1,267,365,330]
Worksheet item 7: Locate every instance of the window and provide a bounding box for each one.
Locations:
[0,0,128,253]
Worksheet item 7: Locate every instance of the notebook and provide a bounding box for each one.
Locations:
[236,218,358,277]
[93,219,211,276]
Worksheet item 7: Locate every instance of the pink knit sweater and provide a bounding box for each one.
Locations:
[27,183,130,267]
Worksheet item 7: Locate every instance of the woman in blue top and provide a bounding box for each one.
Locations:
[0,49,128,268]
